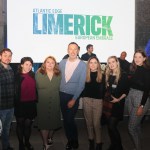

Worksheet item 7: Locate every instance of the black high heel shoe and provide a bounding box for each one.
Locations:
[25,142,34,150]
[19,143,25,150]
[47,137,53,146]
[66,141,72,150]
[43,144,50,150]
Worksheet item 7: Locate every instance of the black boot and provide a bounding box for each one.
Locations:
[107,144,115,150]
[66,141,72,150]
[19,142,25,150]
[95,143,103,150]
[89,139,95,150]
[72,140,79,149]
[25,142,34,150]
[115,144,123,150]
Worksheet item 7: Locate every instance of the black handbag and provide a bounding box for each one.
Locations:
[102,89,113,118]
[104,90,113,102]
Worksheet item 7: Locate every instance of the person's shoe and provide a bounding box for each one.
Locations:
[115,145,123,150]
[107,144,115,150]
[43,144,50,150]
[95,143,103,150]
[19,143,25,150]
[72,140,79,149]
[66,141,72,150]
[88,139,95,150]
[5,147,14,150]
[47,137,53,146]
[25,142,34,150]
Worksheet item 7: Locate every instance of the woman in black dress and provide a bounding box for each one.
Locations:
[105,56,129,150]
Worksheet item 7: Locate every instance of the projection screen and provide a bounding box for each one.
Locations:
[7,0,135,63]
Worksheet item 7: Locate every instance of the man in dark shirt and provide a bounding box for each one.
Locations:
[0,48,14,150]
[81,44,96,61]
[118,51,130,73]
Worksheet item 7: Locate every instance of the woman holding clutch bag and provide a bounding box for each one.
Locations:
[82,56,105,150]
[105,56,129,150]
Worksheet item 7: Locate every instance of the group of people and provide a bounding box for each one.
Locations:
[0,42,150,150]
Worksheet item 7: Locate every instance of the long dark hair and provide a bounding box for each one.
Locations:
[130,49,150,72]
[17,57,34,78]
[86,56,102,83]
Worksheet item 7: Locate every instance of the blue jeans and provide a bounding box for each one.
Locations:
[60,92,79,142]
[0,108,14,150]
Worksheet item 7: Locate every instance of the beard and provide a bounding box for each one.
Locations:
[1,60,11,65]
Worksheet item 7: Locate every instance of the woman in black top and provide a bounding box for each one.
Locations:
[105,56,129,150]
[127,50,150,150]
[82,56,105,150]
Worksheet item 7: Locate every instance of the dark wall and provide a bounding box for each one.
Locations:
[135,0,150,49]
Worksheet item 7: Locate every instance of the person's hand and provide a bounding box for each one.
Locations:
[110,96,120,103]
[67,99,76,108]
[136,106,144,116]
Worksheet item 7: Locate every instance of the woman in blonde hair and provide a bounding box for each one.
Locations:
[82,56,105,150]
[105,56,129,150]
[35,56,61,150]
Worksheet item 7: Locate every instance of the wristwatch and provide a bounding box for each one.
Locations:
[140,105,144,108]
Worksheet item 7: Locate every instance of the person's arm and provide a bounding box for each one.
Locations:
[111,73,129,103]
[140,70,150,106]
[137,70,150,116]
[111,94,126,103]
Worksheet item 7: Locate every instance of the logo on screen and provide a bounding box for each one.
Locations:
[33,8,113,40]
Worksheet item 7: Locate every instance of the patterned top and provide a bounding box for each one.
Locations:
[0,63,14,109]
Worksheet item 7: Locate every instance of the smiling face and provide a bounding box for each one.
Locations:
[89,58,98,72]
[108,57,118,71]
[68,43,79,61]
[134,52,146,66]
[21,61,33,73]
[45,58,56,71]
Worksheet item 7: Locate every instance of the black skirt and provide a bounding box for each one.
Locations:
[14,101,37,119]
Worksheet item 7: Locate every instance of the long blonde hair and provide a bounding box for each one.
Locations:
[86,56,102,83]
[105,56,121,85]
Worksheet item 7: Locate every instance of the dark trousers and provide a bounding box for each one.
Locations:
[60,92,79,142]
[107,117,123,150]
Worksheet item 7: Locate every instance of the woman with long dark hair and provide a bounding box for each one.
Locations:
[14,57,37,150]
[127,50,150,150]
